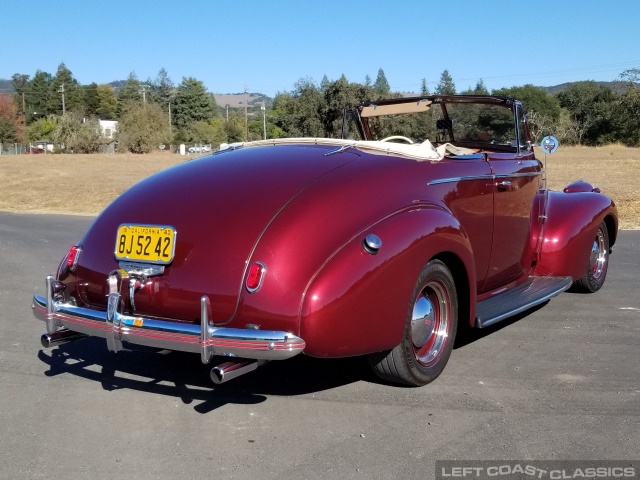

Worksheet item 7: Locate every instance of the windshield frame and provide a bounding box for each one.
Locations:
[351,94,529,154]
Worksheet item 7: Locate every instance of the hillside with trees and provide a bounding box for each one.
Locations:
[1,64,639,153]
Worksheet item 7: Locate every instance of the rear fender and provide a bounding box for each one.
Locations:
[534,190,618,279]
[299,206,476,358]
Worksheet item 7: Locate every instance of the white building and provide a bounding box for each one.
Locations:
[99,120,118,139]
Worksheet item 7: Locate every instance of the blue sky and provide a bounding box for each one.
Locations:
[2,0,639,96]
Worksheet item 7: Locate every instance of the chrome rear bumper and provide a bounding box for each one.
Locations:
[33,275,305,364]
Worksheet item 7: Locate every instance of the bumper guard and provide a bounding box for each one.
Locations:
[33,275,305,364]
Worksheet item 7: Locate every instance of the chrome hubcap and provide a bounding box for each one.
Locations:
[590,228,607,281]
[411,281,450,367]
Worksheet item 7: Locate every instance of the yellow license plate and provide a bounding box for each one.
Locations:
[114,224,176,264]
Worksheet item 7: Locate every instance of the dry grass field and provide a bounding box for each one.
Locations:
[1,146,638,229]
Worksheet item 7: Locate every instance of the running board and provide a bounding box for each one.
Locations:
[475,276,573,328]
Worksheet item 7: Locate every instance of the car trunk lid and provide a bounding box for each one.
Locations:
[75,144,357,324]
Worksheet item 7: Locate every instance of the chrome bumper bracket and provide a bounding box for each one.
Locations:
[201,296,214,364]
[32,275,306,363]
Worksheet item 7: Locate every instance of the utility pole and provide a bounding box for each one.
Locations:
[244,85,248,141]
[225,104,229,122]
[139,84,150,104]
[261,102,266,140]
[58,83,66,115]
[22,93,26,127]
[168,102,172,133]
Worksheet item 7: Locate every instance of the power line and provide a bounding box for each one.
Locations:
[390,61,640,91]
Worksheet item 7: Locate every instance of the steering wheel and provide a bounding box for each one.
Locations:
[380,135,414,144]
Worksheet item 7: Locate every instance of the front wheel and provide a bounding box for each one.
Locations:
[573,221,610,293]
[369,260,458,386]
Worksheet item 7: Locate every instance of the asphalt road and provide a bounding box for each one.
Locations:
[1,212,638,480]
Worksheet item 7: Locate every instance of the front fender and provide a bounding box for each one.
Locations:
[299,205,476,358]
[534,190,618,279]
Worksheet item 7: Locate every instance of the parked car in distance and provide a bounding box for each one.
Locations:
[188,145,211,154]
[33,95,618,387]
[25,146,45,154]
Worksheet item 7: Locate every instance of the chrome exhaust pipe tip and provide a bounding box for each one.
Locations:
[210,359,260,384]
[41,329,87,348]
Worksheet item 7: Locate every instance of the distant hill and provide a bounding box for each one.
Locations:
[0,78,634,100]
[0,78,13,94]
[543,81,630,94]
[214,93,271,108]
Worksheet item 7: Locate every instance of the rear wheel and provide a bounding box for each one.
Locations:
[369,260,458,386]
[574,221,609,293]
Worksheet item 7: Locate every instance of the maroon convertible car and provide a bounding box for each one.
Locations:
[33,95,618,386]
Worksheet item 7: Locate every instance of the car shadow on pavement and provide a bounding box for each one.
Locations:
[36,303,550,410]
[36,337,374,413]
[454,301,548,348]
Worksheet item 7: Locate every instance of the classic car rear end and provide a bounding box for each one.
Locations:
[33,95,618,386]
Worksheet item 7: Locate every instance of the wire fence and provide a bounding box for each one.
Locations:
[0,143,217,155]
[0,144,40,155]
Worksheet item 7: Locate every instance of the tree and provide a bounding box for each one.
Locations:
[420,78,430,95]
[116,71,141,117]
[526,110,556,143]
[11,73,30,116]
[435,70,456,95]
[186,119,227,145]
[172,77,216,131]
[373,68,390,95]
[364,75,372,87]
[224,110,245,143]
[48,63,83,115]
[83,83,100,117]
[472,79,489,95]
[96,84,117,119]
[493,84,561,120]
[272,78,324,137]
[556,81,617,145]
[0,95,24,143]
[117,102,171,153]
[617,69,640,146]
[322,77,375,137]
[26,70,53,121]
[320,75,330,90]
[150,67,174,112]
[27,116,57,143]
[50,112,103,153]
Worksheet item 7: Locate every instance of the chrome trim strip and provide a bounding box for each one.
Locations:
[428,171,541,186]
[476,277,572,328]
[494,172,541,179]
[33,291,305,362]
[427,175,493,185]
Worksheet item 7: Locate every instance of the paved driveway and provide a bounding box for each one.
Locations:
[1,212,638,480]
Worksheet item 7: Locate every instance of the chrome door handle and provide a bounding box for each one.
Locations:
[496,180,512,190]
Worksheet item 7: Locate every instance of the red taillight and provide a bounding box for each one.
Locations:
[66,245,81,272]
[246,262,266,293]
